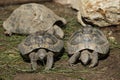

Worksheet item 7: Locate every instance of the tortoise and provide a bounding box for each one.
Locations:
[18,31,64,70]
[67,26,109,67]
[3,3,66,38]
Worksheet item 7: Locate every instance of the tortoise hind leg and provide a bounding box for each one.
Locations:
[79,50,90,65]
[68,52,80,66]
[45,51,54,70]
[29,52,38,71]
[47,25,64,39]
[89,51,98,67]
[53,25,64,39]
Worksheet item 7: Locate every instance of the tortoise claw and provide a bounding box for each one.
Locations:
[44,67,51,71]
[89,64,96,68]
[89,51,98,68]
[45,52,54,71]
[29,52,38,71]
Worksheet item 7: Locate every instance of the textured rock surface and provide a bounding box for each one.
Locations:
[54,0,120,27]
[53,0,80,10]
[53,0,70,5]
[76,0,120,27]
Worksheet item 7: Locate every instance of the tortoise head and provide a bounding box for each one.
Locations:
[37,49,47,60]
[79,50,90,65]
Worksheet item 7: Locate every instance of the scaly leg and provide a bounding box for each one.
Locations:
[68,52,80,66]
[29,52,38,71]
[45,51,54,70]
[53,25,64,39]
[89,51,98,67]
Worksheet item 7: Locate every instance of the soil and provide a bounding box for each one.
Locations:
[0,2,120,80]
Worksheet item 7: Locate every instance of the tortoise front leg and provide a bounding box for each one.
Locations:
[68,52,80,66]
[4,30,12,36]
[89,51,98,67]
[29,52,38,71]
[45,51,54,70]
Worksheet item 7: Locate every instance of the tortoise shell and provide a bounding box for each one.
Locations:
[67,27,109,55]
[18,31,64,55]
[3,3,66,34]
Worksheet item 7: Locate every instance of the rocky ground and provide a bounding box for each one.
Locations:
[0,2,120,80]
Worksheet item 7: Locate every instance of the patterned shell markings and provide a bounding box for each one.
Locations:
[67,27,109,55]
[18,32,64,55]
[3,3,66,34]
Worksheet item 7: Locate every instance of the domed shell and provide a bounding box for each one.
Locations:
[67,27,109,55]
[3,3,66,34]
[18,31,64,55]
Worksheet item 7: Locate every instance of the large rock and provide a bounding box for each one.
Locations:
[53,0,70,5]
[53,0,80,10]
[76,0,120,27]
[55,0,120,27]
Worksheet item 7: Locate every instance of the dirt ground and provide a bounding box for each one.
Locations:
[0,2,120,80]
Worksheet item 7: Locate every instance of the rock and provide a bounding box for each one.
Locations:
[53,0,70,5]
[76,0,120,27]
[53,0,81,10]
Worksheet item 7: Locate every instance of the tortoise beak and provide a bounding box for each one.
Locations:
[37,49,47,60]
